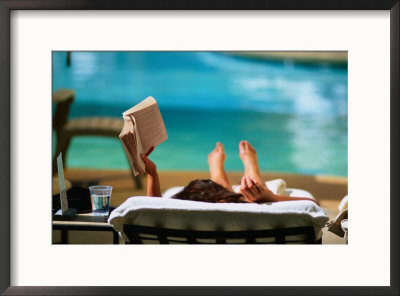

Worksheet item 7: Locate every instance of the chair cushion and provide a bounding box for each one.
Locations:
[108,192,328,241]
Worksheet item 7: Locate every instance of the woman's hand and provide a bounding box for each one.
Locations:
[240,176,277,203]
[141,146,157,176]
[240,175,321,205]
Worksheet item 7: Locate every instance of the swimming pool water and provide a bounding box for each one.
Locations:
[52,52,348,176]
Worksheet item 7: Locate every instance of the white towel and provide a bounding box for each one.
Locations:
[341,219,348,241]
[108,194,328,241]
[231,179,287,195]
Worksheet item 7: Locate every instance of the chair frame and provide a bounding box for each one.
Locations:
[123,224,321,244]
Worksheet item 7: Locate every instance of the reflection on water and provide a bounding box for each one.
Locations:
[52,51,347,176]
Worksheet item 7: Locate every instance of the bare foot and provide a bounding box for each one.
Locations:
[208,142,225,170]
[208,142,231,190]
[239,140,266,188]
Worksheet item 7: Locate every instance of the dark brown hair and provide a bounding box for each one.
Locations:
[171,179,248,203]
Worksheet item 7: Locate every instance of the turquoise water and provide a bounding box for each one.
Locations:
[52,52,348,176]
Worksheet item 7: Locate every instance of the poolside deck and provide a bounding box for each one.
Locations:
[225,51,348,65]
[53,168,348,244]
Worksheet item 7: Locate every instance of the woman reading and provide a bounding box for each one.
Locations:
[141,140,319,205]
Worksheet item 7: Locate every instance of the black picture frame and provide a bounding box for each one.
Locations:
[0,1,398,295]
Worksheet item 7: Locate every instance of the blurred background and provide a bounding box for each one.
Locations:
[52,51,347,177]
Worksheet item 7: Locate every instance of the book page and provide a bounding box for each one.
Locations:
[119,117,146,176]
[131,104,168,154]
[131,116,145,173]
[122,96,156,116]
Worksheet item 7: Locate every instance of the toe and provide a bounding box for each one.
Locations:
[216,143,225,155]
[239,140,245,151]
[247,141,254,150]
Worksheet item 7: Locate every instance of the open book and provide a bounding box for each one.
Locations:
[119,96,168,176]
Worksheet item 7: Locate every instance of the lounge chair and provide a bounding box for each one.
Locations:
[108,180,329,244]
[52,88,142,188]
[326,195,348,243]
